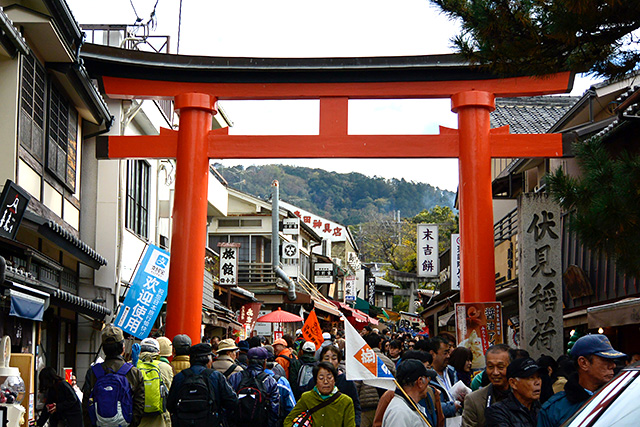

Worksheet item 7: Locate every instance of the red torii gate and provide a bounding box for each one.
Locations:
[92,51,573,343]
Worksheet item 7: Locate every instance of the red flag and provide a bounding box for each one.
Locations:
[302,310,324,350]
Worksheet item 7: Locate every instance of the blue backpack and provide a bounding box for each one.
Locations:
[88,363,134,427]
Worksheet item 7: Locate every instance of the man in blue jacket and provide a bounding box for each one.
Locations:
[429,336,462,418]
[537,334,625,427]
[228,346,280,427]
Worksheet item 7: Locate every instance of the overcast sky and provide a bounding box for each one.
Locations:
[67,0,599,192]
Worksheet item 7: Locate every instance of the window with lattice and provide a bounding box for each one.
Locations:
[126,160,150,239]
[46,82,78,192]
[19,53,46,162]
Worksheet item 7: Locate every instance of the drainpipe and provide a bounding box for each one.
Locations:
[271,180,296,301]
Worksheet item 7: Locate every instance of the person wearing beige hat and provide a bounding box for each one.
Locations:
[157,337,173,365]
[213,338,244,378]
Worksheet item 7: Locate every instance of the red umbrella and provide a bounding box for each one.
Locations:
[256,307,303,323]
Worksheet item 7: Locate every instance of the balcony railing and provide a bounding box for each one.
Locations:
[494,208,518,243]
[81,24,170,53]
[238,262,277,286]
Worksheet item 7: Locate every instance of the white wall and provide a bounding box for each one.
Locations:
[0,58,19,186]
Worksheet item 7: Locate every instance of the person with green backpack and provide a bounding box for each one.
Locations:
[137,338,173,427]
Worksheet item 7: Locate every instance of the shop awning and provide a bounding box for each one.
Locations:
[312,297,342,317]
[6,287,47,321]
[438,310,456,327]
[587,298,640,328]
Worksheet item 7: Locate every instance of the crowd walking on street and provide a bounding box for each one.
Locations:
[35,323,631,427]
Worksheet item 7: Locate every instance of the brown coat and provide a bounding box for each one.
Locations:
[462,384,509,427]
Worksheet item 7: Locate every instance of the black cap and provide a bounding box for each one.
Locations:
[507,357,540,379]
[189,343,213,358]
[397,359,429,384]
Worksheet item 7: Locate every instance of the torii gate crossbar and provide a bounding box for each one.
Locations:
[97,73,573,343]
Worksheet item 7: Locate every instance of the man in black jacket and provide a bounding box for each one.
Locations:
[485,357,542,427]
[167,343,238,426]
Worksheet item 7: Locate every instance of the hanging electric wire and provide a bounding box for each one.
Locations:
[124,0,162,52]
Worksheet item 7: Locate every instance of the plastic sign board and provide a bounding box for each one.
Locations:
[451,234,461,290]
[345,275,356,302]
[417,224,439,277]
[218,242,240,286]
[455,302,503,369]
[367,277,376,306]
[282,241,299,259]
[115,244,170,339]
[314,262,333,284]
[282,218,300,235]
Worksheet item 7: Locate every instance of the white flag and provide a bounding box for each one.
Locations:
[344,319,396,390]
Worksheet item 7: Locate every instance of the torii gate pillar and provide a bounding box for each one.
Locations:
[453,91,496,303]
[165,93,217,342]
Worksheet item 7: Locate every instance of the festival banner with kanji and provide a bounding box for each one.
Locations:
[238,302,262,335]
[115,244,170,339]
[455,302,503,369]
[302,310,324,350]
[344,318,395,390]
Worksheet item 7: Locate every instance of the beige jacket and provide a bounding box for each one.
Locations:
[213,354,244,377]
[171,355,190,375]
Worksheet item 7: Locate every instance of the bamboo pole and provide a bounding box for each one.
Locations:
[393,379,432,427]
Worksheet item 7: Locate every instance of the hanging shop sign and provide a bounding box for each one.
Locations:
[218,242,240,286]
[282,218,300,235]
[451,234,460,290]
[417,224,439,277]
[0,180,31,240]
[314,262,333,284]
[345,275,356,302]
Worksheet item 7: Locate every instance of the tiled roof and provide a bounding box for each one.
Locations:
[491,96,579,134]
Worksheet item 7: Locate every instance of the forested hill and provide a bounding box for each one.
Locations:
[214,164,456,225]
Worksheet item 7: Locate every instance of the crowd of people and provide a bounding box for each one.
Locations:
[35,323,635,427]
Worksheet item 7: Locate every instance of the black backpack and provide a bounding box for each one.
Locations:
[174,368,220,426]
[235,370,270,426]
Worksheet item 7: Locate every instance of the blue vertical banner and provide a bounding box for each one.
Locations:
[115,244,170,339]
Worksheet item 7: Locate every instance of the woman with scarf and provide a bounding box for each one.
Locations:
[284,361,355,427]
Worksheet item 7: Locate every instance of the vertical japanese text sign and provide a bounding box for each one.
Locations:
[238,302,262,335]
[451,234,461,291]
[115,244,170,339]
[345,275,356,302]
[417,224,439,277]
[0,180,31,240]
[218,242,241,286]
[367,277,376,306]
[518,193,563,359]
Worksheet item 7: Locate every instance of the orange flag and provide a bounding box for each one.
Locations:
[302,309,324,350]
